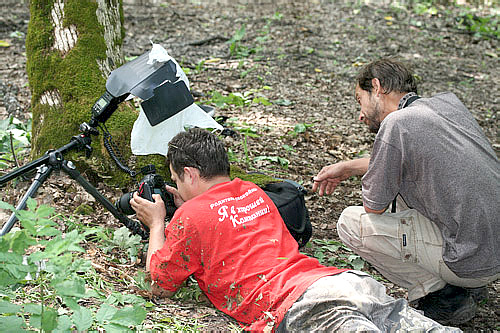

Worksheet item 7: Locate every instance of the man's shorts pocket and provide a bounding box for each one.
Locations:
[359,211,418,263]
[398,216,417,263]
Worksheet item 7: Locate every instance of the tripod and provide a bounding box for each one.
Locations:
[0,122,148,239]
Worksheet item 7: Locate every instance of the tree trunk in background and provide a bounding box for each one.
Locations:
[26,0,143,186]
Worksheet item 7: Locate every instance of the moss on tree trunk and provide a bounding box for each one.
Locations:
[26,0,139,186]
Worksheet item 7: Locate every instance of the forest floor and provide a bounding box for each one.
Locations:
[1,0,499,331]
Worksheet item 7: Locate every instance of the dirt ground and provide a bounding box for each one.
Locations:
[1,0,499,331]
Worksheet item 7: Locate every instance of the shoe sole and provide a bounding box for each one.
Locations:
[436,297,477,326]
[468,287,488,303]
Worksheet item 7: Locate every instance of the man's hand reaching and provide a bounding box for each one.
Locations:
[312,163,351,196]
[312,158,370,196]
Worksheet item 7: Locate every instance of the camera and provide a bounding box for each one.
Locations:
[116,164,177,217]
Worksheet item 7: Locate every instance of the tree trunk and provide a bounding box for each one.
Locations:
[26,0,143,186]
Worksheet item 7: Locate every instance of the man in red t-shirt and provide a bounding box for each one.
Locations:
[130,128,455,331]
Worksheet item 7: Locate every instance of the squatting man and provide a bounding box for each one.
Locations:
[313,58,500,326]
[130,128,458,331]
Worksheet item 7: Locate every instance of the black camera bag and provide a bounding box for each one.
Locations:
[262,180,312,248]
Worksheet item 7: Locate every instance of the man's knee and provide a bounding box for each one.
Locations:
[337,206,364,247]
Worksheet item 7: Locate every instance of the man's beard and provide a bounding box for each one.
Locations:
[366,100,382,133]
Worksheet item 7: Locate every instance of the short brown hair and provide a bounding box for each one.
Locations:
[356,59,418,95]
[167,128,230,180]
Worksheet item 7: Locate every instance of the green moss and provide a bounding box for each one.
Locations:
[136,155,170,180]
[74,204,94,215]
[229,165,276,186]
[26,0,137,187]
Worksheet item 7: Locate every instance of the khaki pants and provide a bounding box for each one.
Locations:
[337,200,499,301]
[277,271,460,332]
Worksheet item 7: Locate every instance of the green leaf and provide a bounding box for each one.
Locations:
[70,258,92,273]
[106,292,145,306]
[252,96,272,105]
[30,314,42,329]
[0,201,15,211]
[96,304,117,323]
[35,205,55,218]
[53,278,86,298]
[294,123,307,133]
[26,198,37,212]
[85,289,102,299]
[41,307,58,332]
[9,230,36,254]
[110,305,147,326]
[0,315,24,331]
[348,255,366,271]
[42,230,85,258]
[274,99,293,106]
[54,314,72,332]
[111,227,141,250]
[62,296,79,311]
[23,303,42,315]
[0,300,22,314]
[1,261,35,282]
[71,306,93,331]
[102,323,130,332]
[17,212,37,234]
[0,40,10,47]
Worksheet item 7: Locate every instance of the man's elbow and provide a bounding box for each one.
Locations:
[152,283,175,299]
[363,204,386,215]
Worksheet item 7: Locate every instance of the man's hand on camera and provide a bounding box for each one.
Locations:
[165,184,185,208]
[130,192,166,232]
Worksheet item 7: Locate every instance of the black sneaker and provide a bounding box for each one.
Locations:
[416,284,477,325]
[467,286,488,303]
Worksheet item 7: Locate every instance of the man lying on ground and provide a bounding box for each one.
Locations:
[131,127,458,331]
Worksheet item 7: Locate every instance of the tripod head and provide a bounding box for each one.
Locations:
[0,122,100,185]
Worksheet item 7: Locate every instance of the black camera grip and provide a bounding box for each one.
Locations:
[139,182,154,201]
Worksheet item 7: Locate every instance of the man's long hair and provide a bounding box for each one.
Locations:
[167,128,230,180]
[357,59,418,95]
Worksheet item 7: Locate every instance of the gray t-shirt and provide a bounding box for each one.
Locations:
[362,92,500,278]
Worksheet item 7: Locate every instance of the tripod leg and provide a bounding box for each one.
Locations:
[0,165,54,236]
[61,160,149,239]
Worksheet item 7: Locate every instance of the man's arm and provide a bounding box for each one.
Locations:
[313,158,370,196]
[129,193,166,272]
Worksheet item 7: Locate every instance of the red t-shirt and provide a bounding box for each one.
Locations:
[150,178,346,330]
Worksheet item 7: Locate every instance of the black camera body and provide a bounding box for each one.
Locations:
[116,165,177,217]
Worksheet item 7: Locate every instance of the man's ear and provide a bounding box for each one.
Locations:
[183,167,200,184]
[371,78,382,96]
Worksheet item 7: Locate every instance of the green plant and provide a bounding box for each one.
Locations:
[206,87,272,110]
[172,276,203,302]
[0,199,147,331]
[456,12,500,39]
[233,123,259,166]
[311,239,365,270]
[227,25,255,59]
[282,144,295,153]
[288,123,314,137]
[0,116,32,169]
[102,226,143,264]
[253,155,290,169]
[414,2,438,16]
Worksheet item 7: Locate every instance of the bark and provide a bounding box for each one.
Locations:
[26,0,149,186]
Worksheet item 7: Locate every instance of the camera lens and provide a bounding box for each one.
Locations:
[115,192,135,215]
